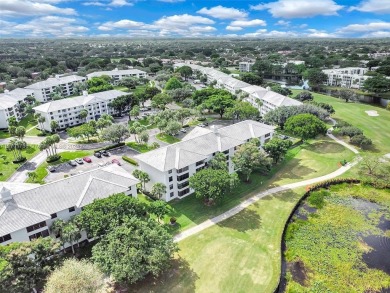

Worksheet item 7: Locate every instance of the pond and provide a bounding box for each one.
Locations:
[279,184,390,293]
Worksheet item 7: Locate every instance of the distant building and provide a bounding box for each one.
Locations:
[239,61,255,72]
[25,75,86,102]
[0,165,139,247]
[86,68,147,84]
[322,67,370,89]
[33,89,128,132]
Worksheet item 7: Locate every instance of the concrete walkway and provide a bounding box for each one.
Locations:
[174,128,361,243]
[7,151,48,183]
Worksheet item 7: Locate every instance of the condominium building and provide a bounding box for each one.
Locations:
[0,165,139,246]
[322,67,370,89]
[174,63,302,115]
[86,68,147,84]
[33,89,128,132]
[239,61,255,72]
[0,88,35,129]
[25,75,86,102]
[135,120,275,202]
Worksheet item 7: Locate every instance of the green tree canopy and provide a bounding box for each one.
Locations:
[363,75,390,94]
[285,113,328,141]
[264,138,293,163]
[165,77,183,91]
[202,93,235,118]
[176,66,193,81]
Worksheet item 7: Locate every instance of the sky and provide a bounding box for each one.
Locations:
[1,0,390,38]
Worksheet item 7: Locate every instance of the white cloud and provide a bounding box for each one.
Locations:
[1,0,76,17]
[10,16,88,37]
[299,24,308,28]
[197,5,248,19]
[153,14,214,29]
[242,29,298,38]
[338,22,390,33]
[230,19,266,27]
[157,0,185,2]
[190,26,216,33]
[349,0,390,14]
[361,31,390,38]
[226,26,243,31]
[82,0,133,7]
[276,20,290,26]
[98,19,145,31]
[306,29,337,38]
[250,0,343,18]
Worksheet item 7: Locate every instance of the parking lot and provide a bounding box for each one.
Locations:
[45,146,139,182]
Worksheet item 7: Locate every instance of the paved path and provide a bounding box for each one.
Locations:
[174,128,361,243]
[7,151,48,183]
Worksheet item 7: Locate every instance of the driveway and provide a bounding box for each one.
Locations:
[44,146,139,182]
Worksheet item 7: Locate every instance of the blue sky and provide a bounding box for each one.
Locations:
[1,0,390,38]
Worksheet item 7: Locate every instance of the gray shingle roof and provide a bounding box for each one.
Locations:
[87,69,146,79]
[135,120,275,172]
[0,165,139,236]
[25,75,85,90]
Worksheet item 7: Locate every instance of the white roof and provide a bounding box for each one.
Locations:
[135,120,275,172]
[33,90,128,113]
[0,165,139,236]
[25,75,85,90]
[87,69,146,79]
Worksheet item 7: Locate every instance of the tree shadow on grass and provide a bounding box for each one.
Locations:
[217,205,262,232]
[276,158,317,181]
[126,257,198,293]
[305,140,346,154]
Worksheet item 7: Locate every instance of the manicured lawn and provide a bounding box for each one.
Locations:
[156,133,181,144]
[26,150,94,184]
[0,131,10,139]
[113,86,129,92]
[126,142,156,153]
[285,184,390,293]
[0,144,40,181]
[129,118,156,129]
[164,137,354,233]
[18,114,37,130]
[132,84,148,96]
[26,127,44,136]
[132,189,305,293]
[292,90,390,154]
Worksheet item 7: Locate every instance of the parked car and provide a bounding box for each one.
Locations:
[204,122,209,126]
[198,123,205,127]
[101,150,109,157]
[112,159,121,166]
[83,157,92,163]
[75,158,83,164]
[279,135,289,140]
[47,166,56,172]
[180,128,187,133]
[94,151,102,158]
[68,160,77,167]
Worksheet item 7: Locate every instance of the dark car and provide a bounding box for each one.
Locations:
[47,166,56,172]
[204,122,209,126]
[68,160,77,167]
[94,151,102,158]
[101,150,109,157]
[83,157,92,163]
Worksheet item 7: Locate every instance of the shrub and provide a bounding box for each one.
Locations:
[170,217,177,224]
[12,157,26,164]
[197,117,206,121]
[97,142,125,152]
[122,155,138,166]
[350,134,372,148]
[307,190,330,209]
[338,126,363,138]
[335,120,351,128]
[46,154,60,163]
[295,91,313,101]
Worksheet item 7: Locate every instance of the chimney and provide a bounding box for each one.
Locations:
[210,125,218,134]
[0,186,13,202]
[82,90,88,96]
[266,86,271,91]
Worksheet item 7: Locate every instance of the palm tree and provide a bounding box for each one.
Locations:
[61,221,82,254]
[50,219,66,249]
[27,171,37,182]
[14,140,27,160]
[79,109,88,123]
[39,140,49,156]
[7,116,18,127]
[151,183,166,199]
[38,116,46,132]
[50,120,59,133]
[6,139,18,161]
[15,126,26,141]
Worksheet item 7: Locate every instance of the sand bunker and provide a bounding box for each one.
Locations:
[365,110,379,116]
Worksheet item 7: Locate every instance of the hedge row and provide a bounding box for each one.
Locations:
[97,142,125,152]
[122,155,138,166]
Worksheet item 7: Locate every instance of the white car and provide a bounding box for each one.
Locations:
[180,128,187,133]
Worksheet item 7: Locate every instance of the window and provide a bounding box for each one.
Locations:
[68,206,75,212]
[196,160,204,166]
[178,181,189,189]
[178,188,190,197]
[168,169,172,174]
[265,133,270,138]
[177,173,189,182]
[169,176,173,182]
[169,184,173,190]
[50,213,57,219]
[29,229,49,241]
[0,234,11,243]
[170,192,174,198]
[26,221,47,233]
[177,166,189,174]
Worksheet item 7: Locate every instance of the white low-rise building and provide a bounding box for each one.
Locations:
[87,68,147,84]
[25,75,86,102]
[135,120,275,202]
[0,165,139,246]
[322,67,370,89]
[239,61,255,72]
[0,88,35,129]
[33,89,128,132]
[174,63,302,115]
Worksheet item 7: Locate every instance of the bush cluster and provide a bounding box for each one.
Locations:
[122,155,138,166]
